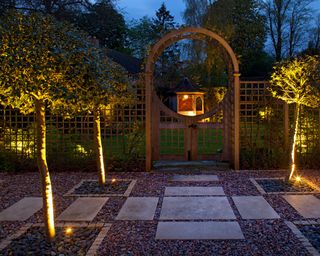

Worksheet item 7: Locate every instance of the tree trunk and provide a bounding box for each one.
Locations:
[35,99,55,240]
[289,103,300,180]
[93,109,106,185]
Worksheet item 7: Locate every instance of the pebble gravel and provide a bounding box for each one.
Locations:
[0,169,319,255]
[1,226,100,256]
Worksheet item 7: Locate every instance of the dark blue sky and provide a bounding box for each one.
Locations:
[117,0,320,25]
[117,0,185,24]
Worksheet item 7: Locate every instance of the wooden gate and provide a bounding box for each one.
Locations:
[145,27,240,170]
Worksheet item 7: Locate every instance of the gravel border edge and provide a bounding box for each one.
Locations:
[64,179,137,197]
[285,221,320,256]
[0,222,111,256]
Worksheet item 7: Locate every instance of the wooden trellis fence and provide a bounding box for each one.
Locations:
[1,80,320,169]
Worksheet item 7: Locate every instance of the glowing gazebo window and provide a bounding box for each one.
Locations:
[174,78,205,116]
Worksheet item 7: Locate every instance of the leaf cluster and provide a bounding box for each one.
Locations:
[269,55,320,108]
[0,11,131,116]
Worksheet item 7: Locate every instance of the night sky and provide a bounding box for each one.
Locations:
[117,0,320,25]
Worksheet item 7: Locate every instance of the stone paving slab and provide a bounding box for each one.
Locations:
[155,221,245,240]
[160,197,236,220]
[165,186,225,196]
[232,196,280,219]
[116,197,159,220]
[283,195,320,218]
[171,175,219,182]
[57,197,108,221]
[0,197,42,221]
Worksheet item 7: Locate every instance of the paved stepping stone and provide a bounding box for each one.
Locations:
[57,197,108,221]
[172,175,219,182]
[0,197,42,221]
[116,197,158,220]
[282,195,320,218]
[165,186,225,196]
[232,196,280,219]
[156,221,245,240]
[160,197,236,220]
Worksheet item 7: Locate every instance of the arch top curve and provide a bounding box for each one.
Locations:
[145,27,240,74]
[145,26,241,171]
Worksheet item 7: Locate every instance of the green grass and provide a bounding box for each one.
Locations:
[160,128,223,156]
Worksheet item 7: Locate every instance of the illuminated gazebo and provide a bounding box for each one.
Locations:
[172,78,205,116]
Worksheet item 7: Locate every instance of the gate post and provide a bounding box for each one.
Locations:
[152,92,160,160]
[145,72,152,171]
[234,72,241,170]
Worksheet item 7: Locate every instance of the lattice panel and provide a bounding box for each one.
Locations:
[197,123,223,158]
[0,81,146,164]
[159,110,185,157]
[240,81,320,168]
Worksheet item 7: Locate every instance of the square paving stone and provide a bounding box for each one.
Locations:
[171,175,219,182]
[116,197,159,220]
[165,186,225,196]
[57,197,108,221]
[155,221,245,240]
[0,197,42,221]
[232,196,280,219]
[283,195,320,218]
[160,197,236,220]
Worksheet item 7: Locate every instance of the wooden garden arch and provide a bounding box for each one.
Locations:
[145,27,240,171]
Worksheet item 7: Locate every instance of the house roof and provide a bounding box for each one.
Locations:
[173,78,204,93]
[106,49,142,75]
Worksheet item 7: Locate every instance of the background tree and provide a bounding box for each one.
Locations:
[0,0,128,52]
[0,11,100,239]
[269,55,320,180]
[126,16,155,58]
[204,0,267,77]
[262,0,314,60]
[183,0,208,26]
[4,0,90,16]
[304,14,320,55]
[152,3,181,97]
[182,0,208,64]
[77,0,127,50]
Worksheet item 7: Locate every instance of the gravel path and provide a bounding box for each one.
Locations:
[0,169,319,255]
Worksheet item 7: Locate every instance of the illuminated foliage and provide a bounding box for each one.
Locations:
[0,11,105,240]
[71,47,132,186]
[269,55,320,180]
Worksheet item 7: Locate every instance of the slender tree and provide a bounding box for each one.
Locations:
[183,0,208,26]
[182,0,208,64]
[304,14,320,55]
[74,50,131,185]
[0,11,100,240]
[269,55,320,180]
[261,0,314,60]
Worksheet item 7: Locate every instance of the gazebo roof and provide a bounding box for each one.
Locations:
[173,78,204,93]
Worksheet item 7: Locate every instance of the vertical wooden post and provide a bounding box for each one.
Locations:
[233,73,241,170]
[222,100,229,161]
[184,119,191,160]
[152,93,160,160]
[145,72,152,171]
[284,102,289,152]
[191,123,198,160]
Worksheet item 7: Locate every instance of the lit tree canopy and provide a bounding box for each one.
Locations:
[0,10,125,239]
[0,11,96,113]
[269,55,320,180]
[269,55,320,107]
[72,48,132,186]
